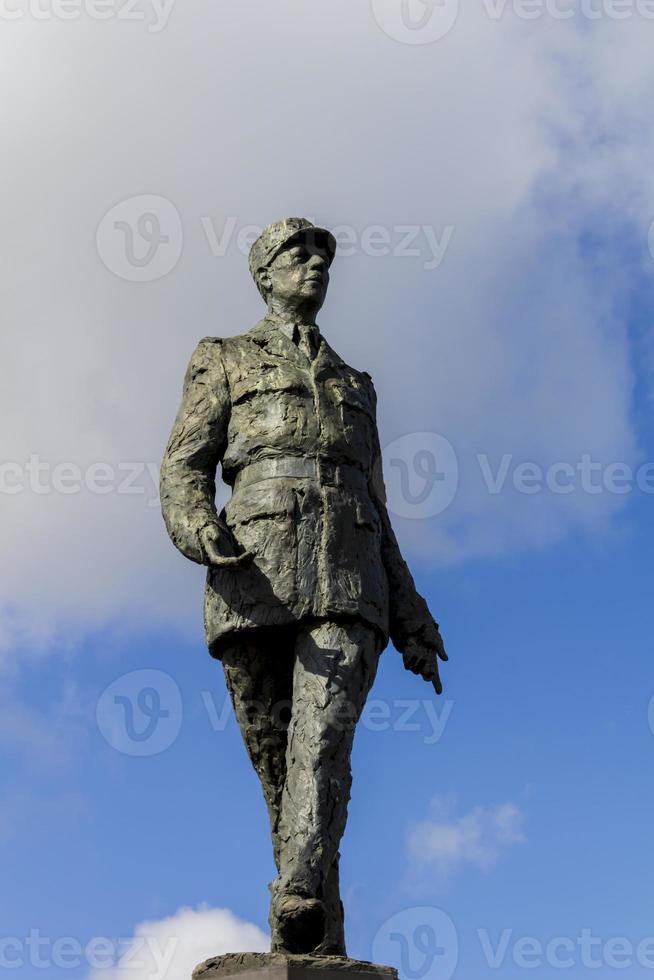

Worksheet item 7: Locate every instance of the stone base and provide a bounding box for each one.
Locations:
[193,953,397,980]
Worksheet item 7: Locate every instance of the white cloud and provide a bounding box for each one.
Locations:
[407,797,525,885]
[1,5,652,655]
[88,905,268,980]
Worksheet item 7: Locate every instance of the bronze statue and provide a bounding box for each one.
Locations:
[160,217,448,958]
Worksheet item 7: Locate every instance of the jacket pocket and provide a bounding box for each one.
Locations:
[328,380,376,465]
[328,379,375,419]
[231,374,310,407]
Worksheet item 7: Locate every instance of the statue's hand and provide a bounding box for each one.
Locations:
[402,622,448,695]
[199,523,254,569]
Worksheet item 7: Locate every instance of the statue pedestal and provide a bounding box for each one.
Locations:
[193,953,397,980]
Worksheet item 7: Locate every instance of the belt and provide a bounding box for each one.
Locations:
[233,456,368,492]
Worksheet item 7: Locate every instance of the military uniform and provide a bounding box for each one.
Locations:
[160,220,439,955]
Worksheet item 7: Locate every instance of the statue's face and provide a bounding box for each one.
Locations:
[263,239,330,312]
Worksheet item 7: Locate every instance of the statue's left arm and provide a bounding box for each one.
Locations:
[366,377,448,694]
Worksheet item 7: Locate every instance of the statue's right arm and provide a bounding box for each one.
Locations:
[160,338,230,565]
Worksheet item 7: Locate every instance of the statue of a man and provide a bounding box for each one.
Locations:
[160,217,448,958]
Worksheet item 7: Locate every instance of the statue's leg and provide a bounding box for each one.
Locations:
[221,626,295,867]
[272,619,383,955]
[321,851,345,955]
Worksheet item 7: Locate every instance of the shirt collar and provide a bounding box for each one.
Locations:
[266,313,319,343]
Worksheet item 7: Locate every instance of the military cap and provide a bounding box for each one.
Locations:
[248,217,337,284]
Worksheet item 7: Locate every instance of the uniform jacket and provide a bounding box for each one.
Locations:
[160,315,437,657]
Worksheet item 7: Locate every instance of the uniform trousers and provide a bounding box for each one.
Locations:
[221,618,383,952]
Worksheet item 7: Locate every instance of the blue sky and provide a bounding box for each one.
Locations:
[2,2,654,978]
[5,477,654,979]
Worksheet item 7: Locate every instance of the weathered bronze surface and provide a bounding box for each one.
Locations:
[161,217,447,957]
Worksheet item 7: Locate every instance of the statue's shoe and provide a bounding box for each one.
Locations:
[270,894,326,954]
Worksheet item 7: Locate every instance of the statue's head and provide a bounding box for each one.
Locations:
[249,217,336,316]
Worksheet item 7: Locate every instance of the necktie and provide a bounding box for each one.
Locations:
[296,323,317,361]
